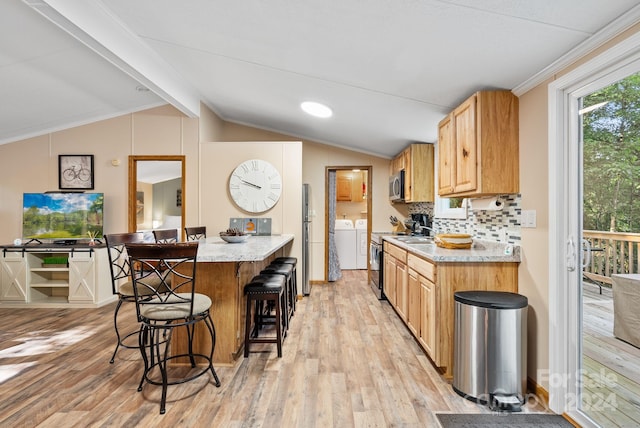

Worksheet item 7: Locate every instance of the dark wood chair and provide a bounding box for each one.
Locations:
[153,228,178,243]
[125,242,221,414]
[185,226,206,241]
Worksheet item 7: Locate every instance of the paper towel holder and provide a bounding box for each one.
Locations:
[470,196,504,211]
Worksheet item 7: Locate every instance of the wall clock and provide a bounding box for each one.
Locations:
[229,159,282,213]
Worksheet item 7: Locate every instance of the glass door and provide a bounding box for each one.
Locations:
[577,72,640,427]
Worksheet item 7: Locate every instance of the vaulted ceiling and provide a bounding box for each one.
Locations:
[2,0,640,158]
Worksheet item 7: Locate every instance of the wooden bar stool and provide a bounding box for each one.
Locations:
[261,263,295,324]
[244,274,286,358]
[273,256,298,312]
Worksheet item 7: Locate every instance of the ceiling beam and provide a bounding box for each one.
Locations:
[23,0,201,118]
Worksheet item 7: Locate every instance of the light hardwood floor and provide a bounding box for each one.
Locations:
[582,281,640,427]
[0,270,546,427]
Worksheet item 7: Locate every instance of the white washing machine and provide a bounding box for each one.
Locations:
[355,219,368,269]
[335,219,356,269]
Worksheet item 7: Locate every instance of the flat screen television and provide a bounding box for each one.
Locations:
[22,192,104,242]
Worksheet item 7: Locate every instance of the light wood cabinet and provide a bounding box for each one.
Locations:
[438,90,519,197]
[336,175,352,201]
[383,251,397,306]
[390,143,435,202]
[408,254,438,364]
[395,258,407,321]
[384,239,519,378]
[384,242,407,314]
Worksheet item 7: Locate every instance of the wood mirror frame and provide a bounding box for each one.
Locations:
[128,155,186,240]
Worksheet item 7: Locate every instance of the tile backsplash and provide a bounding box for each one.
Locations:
[409,194,521,244]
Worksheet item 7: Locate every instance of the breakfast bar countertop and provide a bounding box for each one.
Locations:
[196,234,294,262]
[382,235,521,263]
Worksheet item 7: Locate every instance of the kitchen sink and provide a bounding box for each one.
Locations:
[393,235,434,244]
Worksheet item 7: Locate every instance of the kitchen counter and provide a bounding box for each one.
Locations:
[196,234,294,262]
[171,233,294,365]
[382,235,520,263]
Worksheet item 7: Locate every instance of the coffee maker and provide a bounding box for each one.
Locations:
[411,213,432,235]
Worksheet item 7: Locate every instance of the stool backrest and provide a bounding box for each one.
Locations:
[125,242,199,318]
[185,226,206,241]
[153,228,178,243]
[104,232,145,295]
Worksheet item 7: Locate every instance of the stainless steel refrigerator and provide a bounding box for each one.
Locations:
[302,183,311,295]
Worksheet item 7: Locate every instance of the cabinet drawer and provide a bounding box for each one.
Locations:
[407,254,435,282]
[385,243,407,263]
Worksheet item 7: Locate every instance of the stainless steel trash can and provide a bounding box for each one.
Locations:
[452,291,528,411]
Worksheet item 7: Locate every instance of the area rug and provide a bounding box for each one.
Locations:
[436,413,574,427]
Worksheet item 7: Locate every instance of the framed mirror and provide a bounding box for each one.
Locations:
[128,155,186,240]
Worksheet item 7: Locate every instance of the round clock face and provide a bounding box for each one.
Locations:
[229,159,282,213]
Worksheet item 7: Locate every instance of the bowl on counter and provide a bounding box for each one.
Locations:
[219,233,250,243]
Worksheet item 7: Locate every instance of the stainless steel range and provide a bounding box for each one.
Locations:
[370,232,385,299]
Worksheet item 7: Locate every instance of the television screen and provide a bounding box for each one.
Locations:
[22,193,104,241]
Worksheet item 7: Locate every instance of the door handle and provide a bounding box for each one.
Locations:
[567,237,576,272]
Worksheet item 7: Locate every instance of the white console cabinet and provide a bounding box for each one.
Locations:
[0,246,114,308]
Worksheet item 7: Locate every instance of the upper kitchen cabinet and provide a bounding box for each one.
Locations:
[437,91,519,197]
[391,143,435,202]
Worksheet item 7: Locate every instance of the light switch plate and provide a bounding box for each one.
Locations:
[522,210,537,228]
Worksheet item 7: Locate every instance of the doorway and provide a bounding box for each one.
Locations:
[549,33,640,427]
[325,166,372,282]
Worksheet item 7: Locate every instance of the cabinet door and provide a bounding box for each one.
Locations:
[336,176,352,201]
[438,115,454,195]
[403,148,412,201]
[1,253,27,301]
[395,260,407,321]
[453,94,477,193]
[384,254,396,306]
[407,268,421,336]
[419,276,438,363]
[68,252,96,302]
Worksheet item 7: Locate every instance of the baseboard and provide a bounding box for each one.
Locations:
[527,376,549,405]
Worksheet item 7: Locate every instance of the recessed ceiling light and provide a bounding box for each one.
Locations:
[301,101,333,118]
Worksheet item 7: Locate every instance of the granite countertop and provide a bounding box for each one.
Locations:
[196,234,294,262]
[382,235,520,263]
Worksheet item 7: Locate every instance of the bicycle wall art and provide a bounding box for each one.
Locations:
[59,154,94,190]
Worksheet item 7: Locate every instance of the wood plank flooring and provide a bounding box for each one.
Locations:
[582,281,640,427]
[0,270,548,427]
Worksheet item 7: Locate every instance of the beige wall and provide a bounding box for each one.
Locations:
[519,23,640,390]
[0,106,199,243]
[0,103,405,287]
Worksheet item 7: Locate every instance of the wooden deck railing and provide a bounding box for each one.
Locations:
[583,230,640,285]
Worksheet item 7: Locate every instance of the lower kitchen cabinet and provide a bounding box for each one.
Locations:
[384,240,518,377]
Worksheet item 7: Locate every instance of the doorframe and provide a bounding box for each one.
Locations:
[548,31,640,424]
[324,165,373,281]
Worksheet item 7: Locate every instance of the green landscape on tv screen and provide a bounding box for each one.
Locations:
[22,193,104,240]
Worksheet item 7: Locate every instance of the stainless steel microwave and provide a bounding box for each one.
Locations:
[389,170,405,201]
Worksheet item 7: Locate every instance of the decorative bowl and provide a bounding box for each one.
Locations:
[219,234,249,243]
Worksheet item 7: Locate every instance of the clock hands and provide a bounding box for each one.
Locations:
[240,179,262,189]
